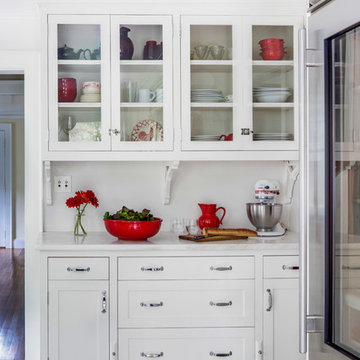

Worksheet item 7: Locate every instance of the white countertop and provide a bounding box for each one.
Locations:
[37,231,299,252]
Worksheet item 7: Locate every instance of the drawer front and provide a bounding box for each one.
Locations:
[118,256,254,280]
[119,328,254,360]
[48,257,109,280]
[263,256,299,279]
[118,280,254,328]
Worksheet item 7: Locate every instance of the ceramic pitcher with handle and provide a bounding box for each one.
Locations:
[197,203,226,230]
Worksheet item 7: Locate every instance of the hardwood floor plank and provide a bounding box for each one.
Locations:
[0,249,24,360]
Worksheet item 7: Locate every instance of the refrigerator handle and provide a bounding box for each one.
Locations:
[299,27,308,355]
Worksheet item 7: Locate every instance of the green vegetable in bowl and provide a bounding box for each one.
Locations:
[104,206,155,221]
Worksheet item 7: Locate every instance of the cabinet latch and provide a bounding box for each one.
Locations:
[241,128,252,135]
[108,129,120,136]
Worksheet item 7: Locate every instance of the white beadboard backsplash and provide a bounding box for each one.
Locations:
[43,161,300,233]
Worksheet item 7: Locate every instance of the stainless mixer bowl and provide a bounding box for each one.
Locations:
[246,203,283,232]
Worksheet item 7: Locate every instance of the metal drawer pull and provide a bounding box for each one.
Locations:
[282,265,300,270]
[266,289,272,312]
[141,352,163,358]
[101,291,107,313]
[209,301,232,307]
[210,351,233,357]
[343,265,360,270]
[67,266,90,272]
[210,266,232,271]
[140,302,163,307]
[141,266,164,272]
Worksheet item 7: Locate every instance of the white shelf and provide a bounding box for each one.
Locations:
[120,60,163,66]
[120,102,163,108]
[191,102,233,108]
[58,103,101,108]
[253,103,294,108]
[58,60,101,66]
[191,60,233,66]
[252,60,294,66]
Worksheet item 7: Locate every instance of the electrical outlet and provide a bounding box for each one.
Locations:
[54,176,72,193]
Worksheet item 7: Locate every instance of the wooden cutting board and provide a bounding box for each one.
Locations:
[179,234,248,242]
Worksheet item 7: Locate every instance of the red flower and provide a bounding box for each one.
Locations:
[66,190,99,209]
[85,190,99,208]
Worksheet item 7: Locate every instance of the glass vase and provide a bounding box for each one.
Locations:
[74,213,86,236]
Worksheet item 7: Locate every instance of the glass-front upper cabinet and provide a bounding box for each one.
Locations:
[48,15,111,151]
[242,17,301,150]
[111,16,173,150]
[181,16,241,150]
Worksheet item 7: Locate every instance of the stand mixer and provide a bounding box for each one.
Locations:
[246,179,286,237]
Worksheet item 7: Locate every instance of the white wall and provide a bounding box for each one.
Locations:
[44,161,300,233]
[0,118,25,246]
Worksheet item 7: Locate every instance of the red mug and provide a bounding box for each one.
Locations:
[198,203,226,230]
[58,78,77,102]
[219,133,233,141]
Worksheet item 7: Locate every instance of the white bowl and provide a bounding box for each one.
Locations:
[254,92,291,103]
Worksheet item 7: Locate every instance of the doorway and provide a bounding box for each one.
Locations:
[0,123,11,248]
[0,74,25,359]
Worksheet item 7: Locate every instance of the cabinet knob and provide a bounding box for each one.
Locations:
[141,352,163,358]
[210,266,232,271]
[209,301,232,307]
[141,266,164,272]
[282,265,299,270]
[266,289,272,312]
[210,351,233,357]
[140,302,163,307]
[67,266,90,272]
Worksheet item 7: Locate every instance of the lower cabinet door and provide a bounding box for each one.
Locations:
[263,279,305,360]
[119,328,254,360]
[48,280,109,360]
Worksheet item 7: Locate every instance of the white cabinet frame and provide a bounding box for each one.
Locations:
[242,16,302,151]
[110,15,173,151]
[48,15,111,151]
[181,16,243,151]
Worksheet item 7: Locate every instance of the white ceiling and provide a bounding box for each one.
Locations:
[0,0,37,14]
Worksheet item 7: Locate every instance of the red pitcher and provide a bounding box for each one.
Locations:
[198,203,226,230]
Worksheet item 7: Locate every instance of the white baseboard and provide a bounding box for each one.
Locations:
[13,238,24,248]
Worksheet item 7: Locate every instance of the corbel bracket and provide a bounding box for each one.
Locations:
[163,161,180,205]
[44,161,52,205]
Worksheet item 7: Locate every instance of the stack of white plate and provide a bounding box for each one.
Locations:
[253,87,291,103]
[253,132,294,141]
[191,89,225,103]
[191,135,220,141]
[80,93,101,103]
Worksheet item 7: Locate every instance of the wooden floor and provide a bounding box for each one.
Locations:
[0,249,24,360]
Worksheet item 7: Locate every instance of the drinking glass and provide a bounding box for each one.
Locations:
[194,45,209,60]
[210,45,225,60]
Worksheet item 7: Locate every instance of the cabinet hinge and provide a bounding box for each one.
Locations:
[47,291,49,305]
[179,24,182,38]
[306,315,324,333]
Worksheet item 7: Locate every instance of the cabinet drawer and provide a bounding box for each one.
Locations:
[263,256,299,279]
[118,256,254,280]
[119,328,254,360]
[48,257,109,280]
[118,280,254,328]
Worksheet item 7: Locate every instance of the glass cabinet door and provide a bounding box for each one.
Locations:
[181,16,241,151]
[111,16,173,150]
[48,15,111,151]
[243,17,300,150]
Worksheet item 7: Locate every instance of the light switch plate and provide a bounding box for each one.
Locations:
[54,176,72,193]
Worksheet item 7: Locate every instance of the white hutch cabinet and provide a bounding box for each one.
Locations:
[44,11,303,160]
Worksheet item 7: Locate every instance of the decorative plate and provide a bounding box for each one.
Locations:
[131,120,164,142]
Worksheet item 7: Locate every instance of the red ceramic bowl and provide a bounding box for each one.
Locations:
[103,218,162,241]
[259,38,284,47]
[260,44,285,51]
[58,78,77,102]
[260,49,285,60]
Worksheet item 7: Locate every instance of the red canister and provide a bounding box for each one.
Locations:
[58,78,77,102]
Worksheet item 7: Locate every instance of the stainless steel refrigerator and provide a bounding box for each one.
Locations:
[304,1,360,359]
